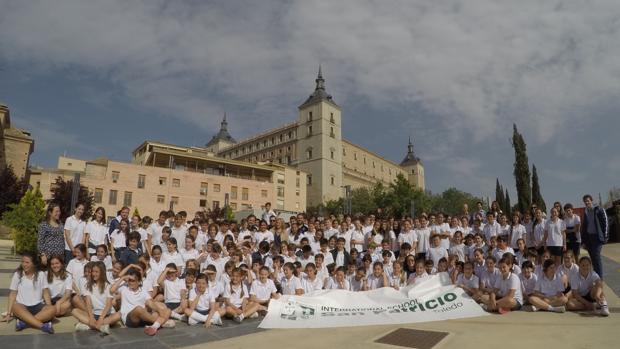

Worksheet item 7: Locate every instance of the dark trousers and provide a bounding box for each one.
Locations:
[64,249,74,263]
[583,233,603,278]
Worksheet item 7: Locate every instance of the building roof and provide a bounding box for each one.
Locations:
[299,65,339,109]
[400,137,421,166]
[206,113,237,147]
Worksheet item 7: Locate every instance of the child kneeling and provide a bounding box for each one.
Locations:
[185,273,224,327]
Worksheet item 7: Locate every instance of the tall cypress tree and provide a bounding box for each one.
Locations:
[512,124,532,214]
[531,165,546,213]
[495,178,505,210]
[505,188,511,215]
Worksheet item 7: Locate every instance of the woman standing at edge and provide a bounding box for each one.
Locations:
[38,204,65,266]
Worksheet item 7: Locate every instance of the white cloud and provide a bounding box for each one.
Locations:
[1,0,618,146]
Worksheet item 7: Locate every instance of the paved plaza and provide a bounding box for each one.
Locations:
[0,239,619,349]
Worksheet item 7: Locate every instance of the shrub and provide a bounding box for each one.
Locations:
[1,189,45,254]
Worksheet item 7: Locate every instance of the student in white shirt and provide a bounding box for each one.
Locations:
[390,261,407,290]
[45,255,73,317]
[110,269,174,336]
[543,207,567,266]
[479,256,500,295]
[455,261,480,302]
[415,217,431,259]
[480,257,523,313]
[525,259,568,313]
[326,266,351,290]
[532,209,546,256]
[224,268,260,323]
[563,203,582,259]
[482,213,501,242]
[509,212,527,250]
[280,263,304,295]
[250,266,279,311]
[350,221,365,253]
[5,253,55,333]
[185,273,224,327]
[449,231,466,262]
[367,262,389,290]
[406,259,430,285]
[85,207,108,256]
[556,251,579,280]
[162,238,184,271]
[147,211,168,253]
[397,221,417,252]
[180,236,200,266]
[71,261,119,334]
[567,256,609,316]
[427,235,448,268]
[498,214,511,239]
[64,203,86,263]
[110,218,130,261]
[520,261,537,304]
[157,264,187,320]
[254,220,275,244]
[301,263,324,294]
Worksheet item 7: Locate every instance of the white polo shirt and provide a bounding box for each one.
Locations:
[223,283,248,307]
[483,221,502,242]
[46,272,73,298]
[64,215,86,251]
[493,272,523,304]
[301,275,323,294]
[148,222,166,248]
[509,224,527,249]
[280,275,303,295]
[84,282,114,315]
[569,270,601,297]
[456,273,479,289]
[189,288,216,312]
[10,271,48,306]
[163,277,186,303]
[86,220,108,254]
[415,228,431,254]
[535,273,564,297]
[545,219,566,247]
[118,285,151,323]
[250,279,277,301]
[520,273,537,295]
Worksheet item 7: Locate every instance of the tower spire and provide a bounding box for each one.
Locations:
[408,136,414,154]
[315,64,325,91]
[221,112,228,131]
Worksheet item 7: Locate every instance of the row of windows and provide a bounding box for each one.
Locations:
[225,131,297,158]
[306,175,336,186]
[306,125,336,138]
[93,185,269,206]
[305,148,337,161]
[112,171,183,189]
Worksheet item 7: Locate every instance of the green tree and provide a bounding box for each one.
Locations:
[350,187,377,216]
[387,174,415,218]
[531,165,546,213]
[504,189,512,215]
[495,178,505,211]
[512,124,532,214]
[50,176,95,222]
[0,165,29,215]
[2,189,45,254]
[432,187,483,216]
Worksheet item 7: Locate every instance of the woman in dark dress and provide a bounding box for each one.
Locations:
[37,204,64,266]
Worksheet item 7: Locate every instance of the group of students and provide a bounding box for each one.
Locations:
[1,197,610,336]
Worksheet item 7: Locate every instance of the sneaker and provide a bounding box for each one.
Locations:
[211,315,223,326]
[553,306,566,313]
[162,319,176,328]
[233,313,244,323]
[41,322,54,334]
[249,312,259,319]
[599,305,610,317]
[15,319,27,331]
[75,323,90,332]
[523,305,537,312]
[100,324,110,335]
[188,317,199,326]
[144,326,158,336]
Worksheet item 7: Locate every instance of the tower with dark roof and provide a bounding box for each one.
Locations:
[399,136,425,189]
[205,113,237,153]
[296,66,343,206]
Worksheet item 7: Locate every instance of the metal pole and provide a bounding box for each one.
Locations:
[70,173,80,211]
[410,198,415,218]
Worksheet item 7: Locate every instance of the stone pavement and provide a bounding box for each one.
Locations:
[1,239,620,349]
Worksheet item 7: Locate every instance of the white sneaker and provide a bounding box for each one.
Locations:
[188,317,199,326]
[524,305,537,312]
[100,324,110,335]
[553,306,566,313]
[249,312,259,319]
[162,319,176,328]
[211,316,223,326]
[75,323,90,332]
[233,313,244,323]
[599,305,610,317]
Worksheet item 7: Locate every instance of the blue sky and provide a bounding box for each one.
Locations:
[1,0,619,208]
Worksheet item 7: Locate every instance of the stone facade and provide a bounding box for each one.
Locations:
[30,151,306,221]
[213,67,425,206]
[0,104,34,179]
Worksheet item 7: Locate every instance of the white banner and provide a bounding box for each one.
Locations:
[259,273,488,328]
